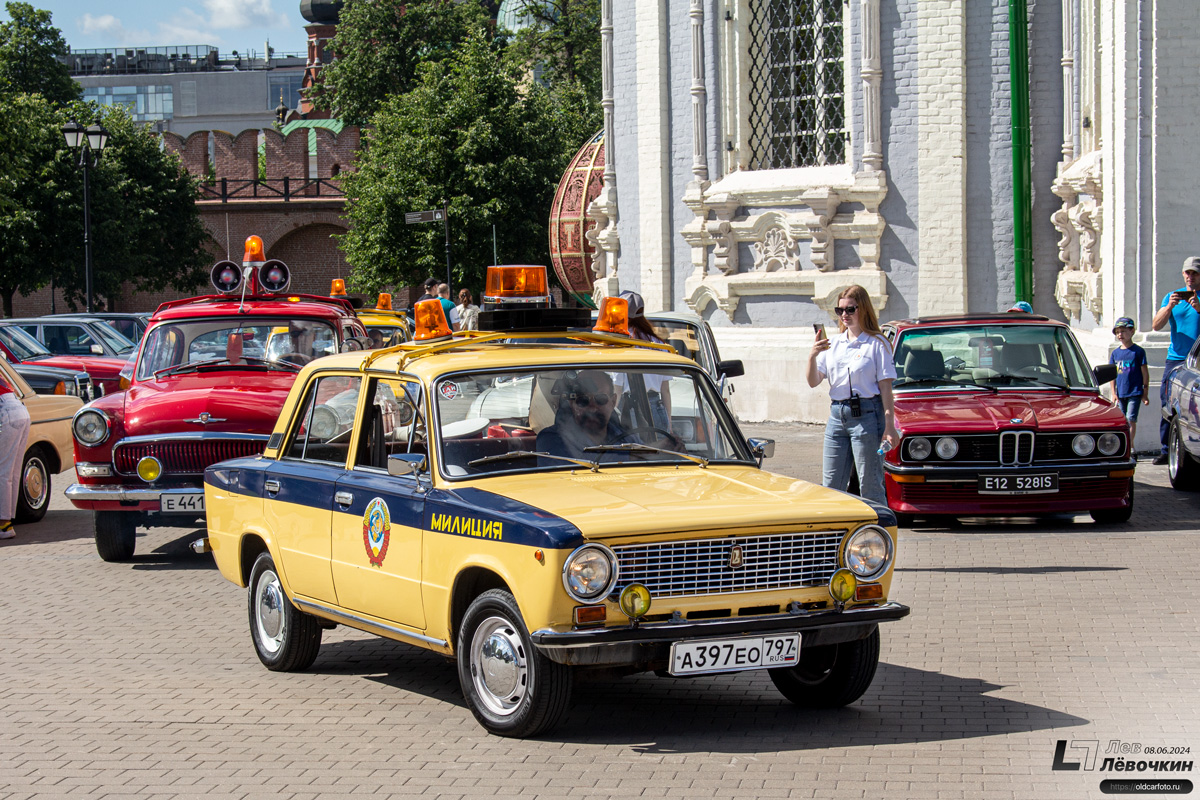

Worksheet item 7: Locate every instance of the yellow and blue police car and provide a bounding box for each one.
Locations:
[330,279,411,347]
[200,265,910,738]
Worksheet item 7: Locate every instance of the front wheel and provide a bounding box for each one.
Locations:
[457,589,572,737]
[769,626,880,708]
[1168,420,1200,491]
[94,511,137,562]
[15,446,51,524]
[248,552,322,671]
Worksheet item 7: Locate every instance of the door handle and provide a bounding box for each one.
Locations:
[265,479,280,494]
[334,491,353,506]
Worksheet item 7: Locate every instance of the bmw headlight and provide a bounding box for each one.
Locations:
[1097,432,1122,456]
[310,406,338,441]
[73,408,110,446]
[562,543,618,602]
[844,524,893,579]
[935,437,958,459]
[907,437,931,460]
[1072,433,1095,456]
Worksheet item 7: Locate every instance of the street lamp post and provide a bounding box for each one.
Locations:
[61,121,110,313]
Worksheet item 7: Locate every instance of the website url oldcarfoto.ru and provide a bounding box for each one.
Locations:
[1098,779,1193,795]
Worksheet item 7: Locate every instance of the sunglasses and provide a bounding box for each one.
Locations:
[835,305,858,316]
[571,392,613,408]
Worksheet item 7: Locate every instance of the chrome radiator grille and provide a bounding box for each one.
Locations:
[114,437,267,476]
[610,531,844,599]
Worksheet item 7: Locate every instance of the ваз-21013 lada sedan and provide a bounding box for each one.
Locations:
[199,266,910,738]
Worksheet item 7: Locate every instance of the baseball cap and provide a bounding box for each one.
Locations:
[618,290,646,319]
[423,276,439,289]
[1113,316,1135,332]
[1007,301,1033,313]
[1184,257,1200,274]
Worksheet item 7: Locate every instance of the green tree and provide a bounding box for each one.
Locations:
[502,0,601,103]
[0,97,209,315]
[308,0,494,126]
[0,2,79,106]
[339,30,571,294]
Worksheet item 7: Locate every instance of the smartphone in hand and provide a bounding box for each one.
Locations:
[1177,290,1196,301]
[813,323,826,341]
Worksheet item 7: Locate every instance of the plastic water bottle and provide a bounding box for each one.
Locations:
[877,440,893,456]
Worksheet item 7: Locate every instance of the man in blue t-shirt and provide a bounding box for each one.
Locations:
[1107,317,1149,443]
[1150,257,1200,464]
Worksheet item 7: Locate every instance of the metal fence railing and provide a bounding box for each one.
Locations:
[197,178,345,203]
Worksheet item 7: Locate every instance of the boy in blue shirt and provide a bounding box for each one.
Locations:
[1107,317,1149,444]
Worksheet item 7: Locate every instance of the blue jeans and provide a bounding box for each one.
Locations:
[823,396,886,505]
[1117,395,1142,423]
[1160,360,1184,454]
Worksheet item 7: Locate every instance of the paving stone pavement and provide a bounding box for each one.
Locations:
[1,422,1197,800]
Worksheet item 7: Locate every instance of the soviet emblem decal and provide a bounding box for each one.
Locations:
[363,497,391,567]
[728,544,744,569]
[439,382,462,400]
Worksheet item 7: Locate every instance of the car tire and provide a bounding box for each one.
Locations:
[14,446,50,524]
[1091,480,1134,524]
[93,510,137,562]
[894,512,915,528]
[248,551,322,672]
[1168,420,1200,491]
[457,589,573,738]
[769,626,880,708]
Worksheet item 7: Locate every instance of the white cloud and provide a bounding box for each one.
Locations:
[154,8,222,46]
[78,14,142,44]
[199,0,289,30]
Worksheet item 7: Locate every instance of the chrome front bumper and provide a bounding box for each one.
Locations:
[530,601,910,666]
[65,484,203,503]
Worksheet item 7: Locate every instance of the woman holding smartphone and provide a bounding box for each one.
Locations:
[806,285,897,505]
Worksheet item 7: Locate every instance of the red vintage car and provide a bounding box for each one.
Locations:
[0,322,127,396]
[65,241,369,561]
[881,313,1133,524]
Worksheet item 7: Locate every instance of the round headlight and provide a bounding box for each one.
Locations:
[137,456,162,483]
[829,568,858,602]
[845,524,893,579]
[618,583,652,619]
[1072,433,1095,456]
[935,437,959,459]
[907,437,931,460]
[73,409,110,446]
[1097,432,1122,456]
[310,406,338,440]
[562,544,618,602]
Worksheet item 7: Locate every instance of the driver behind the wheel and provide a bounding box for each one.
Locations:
[536,370,633,461]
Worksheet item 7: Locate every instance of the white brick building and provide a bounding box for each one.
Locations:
[591,0,1200,443]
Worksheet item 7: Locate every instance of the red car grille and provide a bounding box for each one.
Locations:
[114,438,267,476]
[900,478,1129,504]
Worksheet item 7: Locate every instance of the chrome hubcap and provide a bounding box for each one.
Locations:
[470,615,528,717]
[1170,426,1181,475]
[22,458,46,509]
[254,569,286,653]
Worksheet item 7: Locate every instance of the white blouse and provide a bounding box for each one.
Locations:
[816,330,897,400]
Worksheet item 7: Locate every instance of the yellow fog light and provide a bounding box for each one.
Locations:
[137,456,163,483]
[618,583,652,619]
[829,568,858,603]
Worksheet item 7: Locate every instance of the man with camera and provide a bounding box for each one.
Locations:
[1150,257,1200,464]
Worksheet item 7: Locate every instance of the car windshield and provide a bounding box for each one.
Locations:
[0,325,51,361]
[434,366,750,477]
[88,320,138,355]
[136,317,337,380]
[893,324,1096,390]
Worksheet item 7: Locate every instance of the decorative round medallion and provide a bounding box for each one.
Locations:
[548,130,605,298]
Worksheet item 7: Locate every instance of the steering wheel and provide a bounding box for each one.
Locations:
[613,426,685,451]
[1014,365,1055,379]
[277,353,313,367]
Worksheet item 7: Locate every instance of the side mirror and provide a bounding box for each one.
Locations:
[747,437,775,466]
[1093,364,1117,385]
[387,453,427,477]
[90,344,105,355]
[718,359,745,379]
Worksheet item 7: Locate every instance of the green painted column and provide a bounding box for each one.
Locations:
[1009,0,1034,304]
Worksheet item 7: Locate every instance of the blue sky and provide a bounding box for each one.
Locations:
[31,0,312,58]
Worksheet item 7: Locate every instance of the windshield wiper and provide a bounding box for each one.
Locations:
[154,358,225,378]
[584,442,710,467]
[1008,376,1070,393]
[154,356,300,379]
[897,378,999,393]
[467,450,600,472]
